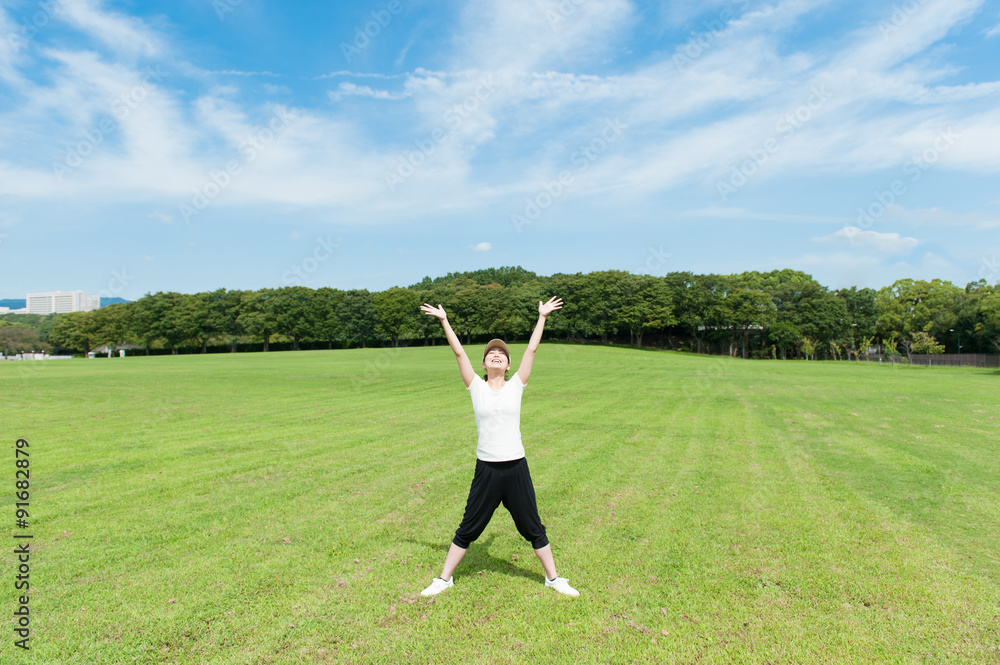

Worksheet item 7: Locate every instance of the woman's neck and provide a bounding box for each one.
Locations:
[485,369,506,389]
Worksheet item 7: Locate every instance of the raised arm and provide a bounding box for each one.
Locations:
[517,296,563,386]
[421,303,476,388]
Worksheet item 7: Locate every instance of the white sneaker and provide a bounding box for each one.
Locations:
[544,576,580,596]
[420,577,454,596]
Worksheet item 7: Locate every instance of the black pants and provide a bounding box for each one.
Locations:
[453,457,549,550]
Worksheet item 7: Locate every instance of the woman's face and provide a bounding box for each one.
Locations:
[483,347,510,373]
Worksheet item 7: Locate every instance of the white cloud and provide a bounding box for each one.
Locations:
[262,83,291,95]
[147,211,173,224]
[889,251,957,275]
[58,0,163,58]
[453,0,634,71]
[865,205,1000,230]
[784,249,967,290]
[473,242,491,252]
[813,226,919,254]
[315,71,410,80]
[681,207,843,225]
[659,0,752,28]
[206,70,282,77]
[2,0,999,232]
[0,7,27,84]
[330,82,411,101]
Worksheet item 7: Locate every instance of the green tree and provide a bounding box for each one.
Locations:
[910,331,945,354]
[578,270,630,344]
[374,286,419,347]
[0,314,46,333]
[667,273,724,354]
[133,292,199,354]
[801,336,816,361]
[836,287,878,357]
[339,289,377,348]
[190,289,234,353]
[615,274,675,348]
[462,266,538,288]
[767,320,802,359]
[716,283,776,358]
[313,287,346,348]
[881,336,901,363]
[877,279,963,358]
[273,286,319,350]
[957,280,997,353]
[410,281,445,346]
[239,289,279,352]
[0,326,51,355]
[445,277,482,344]
[503,280,545,340]
[473,283,508,340]
[972,286,1000,352]
[760,270,845,358]
[49,312,95,354]
[89,303,134,354]
[214,289,247,352]
[544,273,588,340]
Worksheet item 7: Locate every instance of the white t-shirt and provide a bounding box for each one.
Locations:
[467,373,526,462]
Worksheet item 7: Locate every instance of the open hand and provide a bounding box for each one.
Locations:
[538,296,563,318]
[420,303,447,320]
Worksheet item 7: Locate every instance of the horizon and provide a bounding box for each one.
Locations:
[1,1,999,300]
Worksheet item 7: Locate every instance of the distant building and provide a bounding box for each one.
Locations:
[26,291,100,315]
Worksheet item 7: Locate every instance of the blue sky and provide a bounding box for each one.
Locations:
[1,0,999,301]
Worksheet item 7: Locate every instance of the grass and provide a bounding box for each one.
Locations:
[1,345,998,664]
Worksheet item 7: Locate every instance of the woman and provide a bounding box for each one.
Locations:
[418,296,579,597]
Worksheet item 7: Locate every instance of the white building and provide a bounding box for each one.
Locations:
[26,291,100,315]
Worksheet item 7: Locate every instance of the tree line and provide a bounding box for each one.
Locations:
[2,266,998,360]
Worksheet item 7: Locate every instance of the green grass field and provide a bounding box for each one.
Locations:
[2,345,998,664]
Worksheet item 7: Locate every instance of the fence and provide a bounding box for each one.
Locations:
[908,353,999,369]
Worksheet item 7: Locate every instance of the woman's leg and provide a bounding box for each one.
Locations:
[440,543,467,581]
[440,461,500,580]
[504,459,553,577]
[533,543,557,580]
